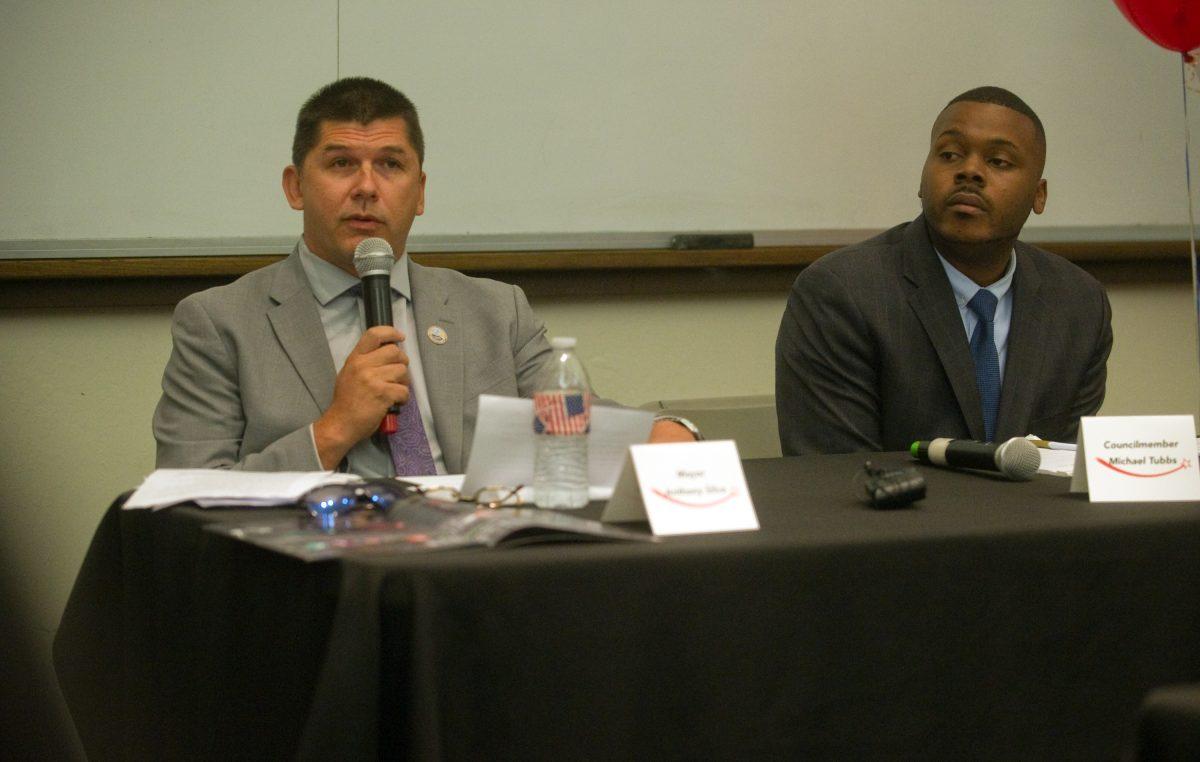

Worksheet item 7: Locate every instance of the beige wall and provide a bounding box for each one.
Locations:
[1104,282,1199,417]
[2,276,1197,752]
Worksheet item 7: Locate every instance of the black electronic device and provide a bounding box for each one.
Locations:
[859,461,926,509]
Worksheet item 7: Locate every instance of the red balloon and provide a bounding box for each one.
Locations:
[1114,0,1200,52]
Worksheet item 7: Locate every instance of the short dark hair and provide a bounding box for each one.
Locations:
[945,86,1045,147]
[292,77,425,168]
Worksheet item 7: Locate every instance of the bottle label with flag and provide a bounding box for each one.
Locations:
[533,392,591,435]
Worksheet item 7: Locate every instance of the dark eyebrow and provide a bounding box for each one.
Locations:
[320,144,411,156]
[935,129,1022,153]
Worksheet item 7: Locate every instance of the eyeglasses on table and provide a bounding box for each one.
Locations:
[300,479,527,531]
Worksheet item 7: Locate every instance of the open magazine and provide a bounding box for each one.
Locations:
[208,494,656,562]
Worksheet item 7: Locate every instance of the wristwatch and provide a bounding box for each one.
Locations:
[653,415,704,441]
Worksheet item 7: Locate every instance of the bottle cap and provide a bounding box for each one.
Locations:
[549,336,577,349]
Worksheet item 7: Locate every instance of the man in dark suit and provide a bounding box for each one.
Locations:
[775,86,1112,455]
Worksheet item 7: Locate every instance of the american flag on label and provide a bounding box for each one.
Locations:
[533,392,591,435]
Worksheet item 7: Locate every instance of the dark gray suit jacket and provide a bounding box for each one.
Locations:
[775,215,1112,455]
[153,247,557,473]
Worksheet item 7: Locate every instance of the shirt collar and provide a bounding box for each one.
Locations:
[297,237,412,306]
[934,247,1017,308]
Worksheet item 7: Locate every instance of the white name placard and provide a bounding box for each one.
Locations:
[602,440,759,536]
[1070,415,1200,502]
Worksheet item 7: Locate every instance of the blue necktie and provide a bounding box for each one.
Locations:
[967,289,1001,443]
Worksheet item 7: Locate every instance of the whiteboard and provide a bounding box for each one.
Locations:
[0,0,1189,254]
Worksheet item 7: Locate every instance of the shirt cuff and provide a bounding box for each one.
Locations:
[306,424,326,470]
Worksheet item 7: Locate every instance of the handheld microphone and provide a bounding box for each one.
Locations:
[352,237,399,435]
[910,437,1040,481]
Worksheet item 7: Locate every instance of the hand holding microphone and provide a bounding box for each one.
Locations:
[330,325,409,417]
[910,437,1041,481]
[353,238,403,435]
[312,238,408,469]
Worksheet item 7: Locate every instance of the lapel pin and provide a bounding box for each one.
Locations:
[427,325,448,345]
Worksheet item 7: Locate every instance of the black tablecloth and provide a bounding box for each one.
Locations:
[54,454,1200,760]
[1139,683,1200,761]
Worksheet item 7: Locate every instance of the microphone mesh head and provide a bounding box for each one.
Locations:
[995,438,1040,481]
[352,237,395,277]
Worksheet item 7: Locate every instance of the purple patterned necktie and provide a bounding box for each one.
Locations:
[387,339,437,477]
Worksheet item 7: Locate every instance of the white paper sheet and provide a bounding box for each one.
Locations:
[402,474,468,490]
[462,395,655,499]
[1036,448,1077,477]
[124,469,360,510]
[1025,435,1077,477]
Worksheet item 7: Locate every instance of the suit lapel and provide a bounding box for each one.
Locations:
[267,249,337,410]
[902,218,986,440]
[995,243,1046,439]
[408,258,465,472]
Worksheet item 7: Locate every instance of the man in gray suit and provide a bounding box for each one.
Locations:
[775,86,1112,455]
[154,77,694,475]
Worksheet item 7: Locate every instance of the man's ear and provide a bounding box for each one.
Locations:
[282,165,303,211]
[1032,178,1047,215]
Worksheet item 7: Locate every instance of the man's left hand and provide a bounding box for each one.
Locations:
[649,419,698,443]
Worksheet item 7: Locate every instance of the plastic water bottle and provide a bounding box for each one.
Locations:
[533,337,592,509]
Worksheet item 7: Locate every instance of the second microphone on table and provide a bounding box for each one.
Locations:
[910,437,1041,481]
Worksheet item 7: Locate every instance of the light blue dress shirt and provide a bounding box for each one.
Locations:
[935,249,1016,380]
[297,239,446,477]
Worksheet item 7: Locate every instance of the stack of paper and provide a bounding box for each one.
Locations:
[124,469,361,510]
[1036,448,1077,477]
[1024,435,1077,477]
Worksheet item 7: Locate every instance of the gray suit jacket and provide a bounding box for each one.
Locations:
[153,248,556,473]
[775,215,1112,455]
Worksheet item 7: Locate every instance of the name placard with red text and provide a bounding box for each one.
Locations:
[602,440,759,536]
[1070,415,1200,502]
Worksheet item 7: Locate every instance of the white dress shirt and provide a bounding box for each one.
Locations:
[935,249,1017,380]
